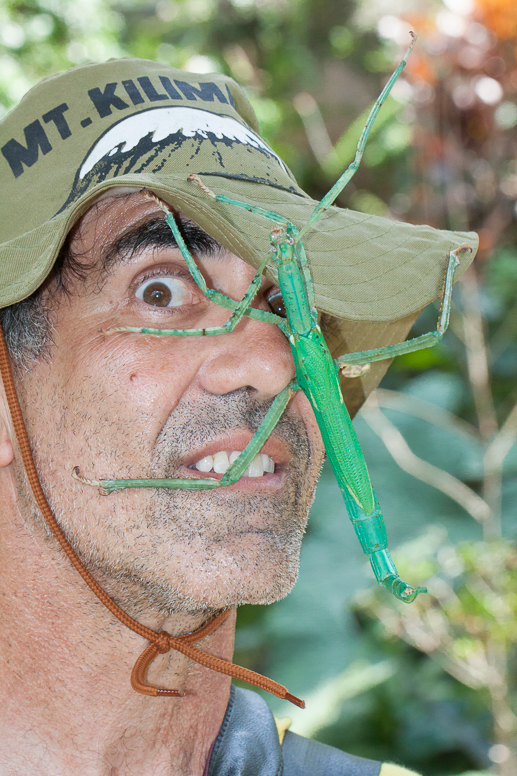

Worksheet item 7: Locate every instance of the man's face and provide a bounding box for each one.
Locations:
[16,191,325,617]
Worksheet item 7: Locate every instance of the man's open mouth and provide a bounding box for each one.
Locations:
[189,450,276,478]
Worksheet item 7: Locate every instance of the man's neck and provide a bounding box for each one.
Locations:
[0,502,234,776]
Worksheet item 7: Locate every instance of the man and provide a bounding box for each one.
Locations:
[0,58,477,775]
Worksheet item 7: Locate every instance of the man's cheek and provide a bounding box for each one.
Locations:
[89,342,199,418]
[290,391,324,453]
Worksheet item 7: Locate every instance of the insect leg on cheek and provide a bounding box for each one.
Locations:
[72,380,298,493]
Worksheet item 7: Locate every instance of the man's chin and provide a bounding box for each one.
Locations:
[160,549,301,612]
[188,568,300,609]
[99,546,301,618]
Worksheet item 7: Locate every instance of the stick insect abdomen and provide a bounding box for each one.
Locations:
[290,328,375,514]
[286,323,423,602]
[273,235,424,601]
[274,248,375,514]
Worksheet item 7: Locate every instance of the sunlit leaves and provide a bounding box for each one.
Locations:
[0,0,123,114]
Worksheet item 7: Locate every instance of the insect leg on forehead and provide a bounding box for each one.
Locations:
[102,190,288,339]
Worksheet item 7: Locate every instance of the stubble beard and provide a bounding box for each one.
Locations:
[21,387,322,620]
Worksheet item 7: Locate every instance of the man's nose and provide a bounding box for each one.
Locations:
[196,313,296,400]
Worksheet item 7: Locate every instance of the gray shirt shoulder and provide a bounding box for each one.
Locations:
[207,686,381,776]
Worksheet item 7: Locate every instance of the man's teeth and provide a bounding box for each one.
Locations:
[193,451,275,477]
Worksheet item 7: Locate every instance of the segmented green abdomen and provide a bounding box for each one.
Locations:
[290,327,375,514]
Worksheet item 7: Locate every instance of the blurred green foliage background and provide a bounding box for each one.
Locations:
[1,0,516,773]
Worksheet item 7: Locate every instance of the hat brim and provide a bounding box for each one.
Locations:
[0,172,475,415]
[0,171,477,323]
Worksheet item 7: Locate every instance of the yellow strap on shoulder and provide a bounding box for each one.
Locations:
[274,716,292,745]
[380,764,422,776]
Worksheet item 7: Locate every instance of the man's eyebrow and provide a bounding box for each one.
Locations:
[100,215,224,278]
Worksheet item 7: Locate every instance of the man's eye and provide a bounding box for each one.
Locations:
[135,277,194,308]
[265,288,287,318]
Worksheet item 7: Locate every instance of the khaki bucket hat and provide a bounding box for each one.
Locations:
[0,58,478,414]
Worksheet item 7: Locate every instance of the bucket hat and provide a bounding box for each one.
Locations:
[0,58,478,413]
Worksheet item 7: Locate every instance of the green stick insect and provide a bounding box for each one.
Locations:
[74,34,472,603]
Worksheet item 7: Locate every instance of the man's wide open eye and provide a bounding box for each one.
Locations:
[265,287,287,318]
[135,277,195,308]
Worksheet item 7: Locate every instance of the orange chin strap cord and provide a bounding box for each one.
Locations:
[0,325,304,708]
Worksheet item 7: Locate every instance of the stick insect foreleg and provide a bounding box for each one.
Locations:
[295,32,417,243]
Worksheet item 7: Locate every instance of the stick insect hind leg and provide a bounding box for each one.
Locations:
[337,243,472,372]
